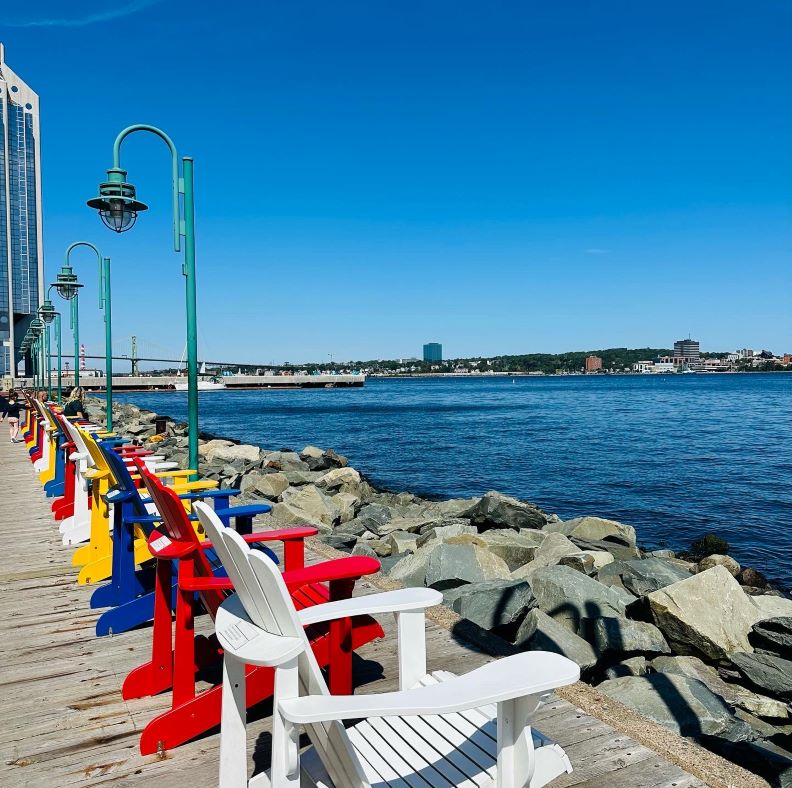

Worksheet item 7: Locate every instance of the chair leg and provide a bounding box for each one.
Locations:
[271,657,300,787]
[219,654,249,788]
[497,694,539,788]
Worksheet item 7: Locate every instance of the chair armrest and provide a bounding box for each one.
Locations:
[297,588,442,627]
[181,576,234,592]
[176,489,242,500]
[282,557,380,592]
[279,653,581,724]
[197,526,319,551]
[146,531,194,559]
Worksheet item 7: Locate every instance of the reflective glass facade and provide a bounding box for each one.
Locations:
[0,45,42,378]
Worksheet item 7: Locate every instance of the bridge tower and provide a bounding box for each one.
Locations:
[131,336,139,377]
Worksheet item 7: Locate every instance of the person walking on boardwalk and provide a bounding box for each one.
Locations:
[63,387,87,420]
[2,393,23,442]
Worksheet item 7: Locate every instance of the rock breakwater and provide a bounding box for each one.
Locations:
[93,399,792,785]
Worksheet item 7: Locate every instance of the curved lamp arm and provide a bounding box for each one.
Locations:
[112,124,181,252]
[65,242,107,310]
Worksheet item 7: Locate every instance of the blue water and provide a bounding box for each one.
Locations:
[117,374,792,588]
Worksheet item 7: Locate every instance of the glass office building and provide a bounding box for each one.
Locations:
[423,343,443,363]
[0,43,43,380]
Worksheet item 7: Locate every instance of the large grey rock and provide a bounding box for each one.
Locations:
[603,656,648,680]
[352,504,392,535]
[416,522,478,547]
[544,516,636,547]
[425,543,511,590]
[443,580,536,630]
[605,558,692,597]
[262,451,309,472]
[514,609,598,671]
[511,533,579,579]
[206,442,261,464]
[477,530,546,571]
[750,594,792,621]
[373,516,441,537]
[598,674,754,741]
[560,550,614,575]
[283,470,323,486]
[529,565,626,636]
[730,652,792,700]
[386,530,420,555]
[750,618,792,659]
[646,566,759,661]
[568,537,641,561]
[333,492,360,524]
[463,491,554,531]
[250,471,290,500]
[697,554,741,577]
[198,438,234,457]
[389,544,437,587]
[271,485,341,532]
[591,616,670,656]
[652,655,790,720]
[315,467,364,496]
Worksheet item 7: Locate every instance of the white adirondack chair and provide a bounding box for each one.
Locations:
[194,502,581,788]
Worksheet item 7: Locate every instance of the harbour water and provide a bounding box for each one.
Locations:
[118,373,792,589]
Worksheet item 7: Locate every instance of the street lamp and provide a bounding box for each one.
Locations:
[39,299,61,402]
[57,243,114,429]
[29,318,45,393]
[50,262,83,389]
[87,124,199,473]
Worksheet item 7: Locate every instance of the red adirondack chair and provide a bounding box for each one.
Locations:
[127,460,384,755]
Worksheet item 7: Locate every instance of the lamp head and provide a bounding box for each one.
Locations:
[39,300,57,324]
[29,318,45,336]
[50,263,83,301]
[87,167,148,232]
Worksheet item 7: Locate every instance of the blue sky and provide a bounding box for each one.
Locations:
[2,0,790,365]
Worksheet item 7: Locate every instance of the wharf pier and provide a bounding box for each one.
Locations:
[0,436,748,787]
[13,373,366,392]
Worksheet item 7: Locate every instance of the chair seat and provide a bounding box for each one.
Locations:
[300,671,572,788]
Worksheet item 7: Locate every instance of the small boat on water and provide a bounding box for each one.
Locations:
[173,378,226,391]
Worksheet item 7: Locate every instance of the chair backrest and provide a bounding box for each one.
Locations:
[98,440,152,516]
[193,502,369,787]
[136,461,223,618]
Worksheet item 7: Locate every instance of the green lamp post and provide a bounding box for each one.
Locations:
[39,299,60,402]
[87,124,200,474]
[58,243,114,430]
[29,318,45,393]
[50,262,83,389]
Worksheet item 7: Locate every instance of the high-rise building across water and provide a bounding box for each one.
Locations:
[0,43,43,380]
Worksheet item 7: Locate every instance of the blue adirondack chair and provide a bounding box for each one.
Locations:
[90,438,273,637]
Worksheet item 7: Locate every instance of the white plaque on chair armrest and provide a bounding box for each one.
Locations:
[150,535,172,551]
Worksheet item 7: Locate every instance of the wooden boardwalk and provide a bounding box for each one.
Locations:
[0,435,707,787]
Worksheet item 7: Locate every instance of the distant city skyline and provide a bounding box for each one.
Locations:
[1,3,789,364]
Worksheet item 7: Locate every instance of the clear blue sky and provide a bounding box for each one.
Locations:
[2,1,790,365]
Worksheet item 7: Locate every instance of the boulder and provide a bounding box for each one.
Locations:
[198,438,234,457]
[603,656,649,680]
[646,566,759,661]
[511,533,579,579]
[566,537,641,561]
[372,516,440,537]
[333,492,360,524]
[605,558,692,597]
[591,616,670,656]
[316,467,363,496]
[351,542,377,559]
[283,470,323,486]
[697,554,741,577]
[433,497,482,519]
[730,652,792,700]
[323,449,348,468]
[442,580,536,630]
[529,565,626,636]
[250,471,289,500]
[367,539,392,557]
[425,543,511,590]
[262,451,309,472]
[750,595,792,621]
[463,491,554,531]
[477,530,546,571]
[647,549,676,559]
[206,442,261,464]
[738,567,769,589]
[389,544,437,587]
[321,533,358,550]
[597,674,754,741]
[560,550,614,575]
[300,446,324,459]
[353,504,392,535]
[544,515,637,547]
[386,531,420,555]
[239,470,270,496]
[271,485,341,532]
[416,522,478,547]
[514,609,598,671]
[652,655,790,720]
[750,618,792,660]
